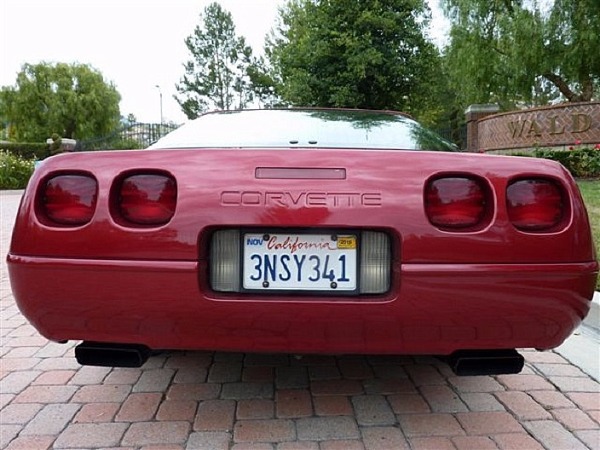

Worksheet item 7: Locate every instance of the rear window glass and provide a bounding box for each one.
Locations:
[148,109,457,152]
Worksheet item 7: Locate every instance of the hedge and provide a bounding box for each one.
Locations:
[1,142,49,160]
[534,147,600,179]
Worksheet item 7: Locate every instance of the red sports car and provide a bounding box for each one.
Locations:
[7,109,598,375]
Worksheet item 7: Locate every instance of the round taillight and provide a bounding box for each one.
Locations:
[42,175,97,225]
[507,179,564,231]
[425,177,487,229]
[118,174,177,225]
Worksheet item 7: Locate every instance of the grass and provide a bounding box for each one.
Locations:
[576,180,600,289]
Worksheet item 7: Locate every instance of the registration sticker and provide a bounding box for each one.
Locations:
[242,233,358,291]
[336,236,356,249]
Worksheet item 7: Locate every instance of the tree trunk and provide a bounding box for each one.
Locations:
[543,72,586,102]
[581,75,594,102]
[64,120,76,139]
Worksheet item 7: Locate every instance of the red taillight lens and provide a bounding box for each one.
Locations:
[425,177,487,229]
[507,179,564,231]
[118,174,177,225]
[42,175,97,225]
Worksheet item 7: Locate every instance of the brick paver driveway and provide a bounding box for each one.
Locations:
[1,190,599,450]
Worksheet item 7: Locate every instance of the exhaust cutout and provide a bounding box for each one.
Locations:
[75,342,150,367]
[447,349,524,376]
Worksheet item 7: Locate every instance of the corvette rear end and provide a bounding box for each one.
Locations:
[7,109,597,375]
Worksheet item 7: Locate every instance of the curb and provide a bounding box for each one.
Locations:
[0,189,24,196]
[584,292,600,331]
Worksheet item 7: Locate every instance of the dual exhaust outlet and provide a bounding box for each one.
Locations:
[75,342,524,376]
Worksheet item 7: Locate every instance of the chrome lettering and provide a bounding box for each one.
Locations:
[306,192,327,206]
[221,191,382,207]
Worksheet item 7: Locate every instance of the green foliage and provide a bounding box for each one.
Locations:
[534,146,600,178]
[575,179,600,289]
[0,142,48,159]
[545,0,600,102]
[48,133,62,156]
[81,138,141,151]
[442,0,600,108]
[175,2,255,119]
[108,138,142,150]
[265,0,443,119]
[0,62,121,142]
[0,150,35,189]
[247,56,286,108]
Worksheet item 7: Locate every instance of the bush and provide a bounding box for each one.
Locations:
[108,138,143,150]
[534,146,600,178]
[80,136,144,151]
[0,151,35,189]
[0,142,49,159]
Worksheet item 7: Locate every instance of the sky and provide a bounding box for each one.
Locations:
[0,0,449,125]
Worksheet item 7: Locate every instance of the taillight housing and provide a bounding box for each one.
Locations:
[425,176,490,230]
[116,173,177,225]
[506,178,565,231]
[40,174,98,226]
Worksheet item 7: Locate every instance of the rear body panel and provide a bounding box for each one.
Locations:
[7,148,598,355]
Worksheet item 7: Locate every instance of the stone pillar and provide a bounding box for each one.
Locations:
[465,104,500,153]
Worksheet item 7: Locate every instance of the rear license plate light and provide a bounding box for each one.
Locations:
[209,230,390,295]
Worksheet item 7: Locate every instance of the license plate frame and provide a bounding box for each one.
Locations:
[241,231,359,294]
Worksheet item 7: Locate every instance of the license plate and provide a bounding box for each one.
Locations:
[243,233,357,291]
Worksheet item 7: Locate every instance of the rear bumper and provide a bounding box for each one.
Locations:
[7,254,598,355]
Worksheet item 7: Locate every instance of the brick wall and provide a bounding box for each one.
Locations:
[465,104,500,152]
[476,102,600,152]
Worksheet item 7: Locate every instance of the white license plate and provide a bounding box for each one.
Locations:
[243,233,357,291]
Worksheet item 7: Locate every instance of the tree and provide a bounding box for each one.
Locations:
[0,62,121,142]
[544,0,600,102]
[442,0,600,108]
[175,2,255,119]
[246,56,284,108]
[265,0,442,118]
